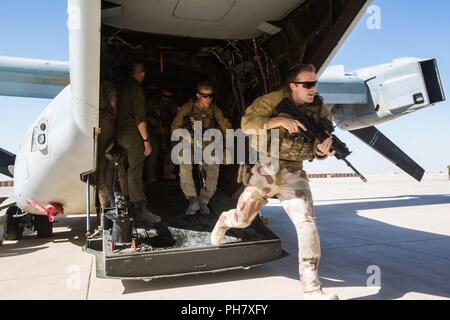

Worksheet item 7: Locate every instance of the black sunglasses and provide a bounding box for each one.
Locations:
[161,94,173,98]
[292,81,318,89]
[198,92,214,99]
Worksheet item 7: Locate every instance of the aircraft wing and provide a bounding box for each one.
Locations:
[320,58,445,130]
[318,74,427,181]
[317,58,445,181]
[318,74,369,105]
[0,56,69,99]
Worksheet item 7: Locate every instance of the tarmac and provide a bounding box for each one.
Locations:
[0,173,449,300]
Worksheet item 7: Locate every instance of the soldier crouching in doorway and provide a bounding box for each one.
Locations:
[210,64,339,300]
[144,86,179,184]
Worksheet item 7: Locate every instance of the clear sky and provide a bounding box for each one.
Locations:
[1,0,449,179]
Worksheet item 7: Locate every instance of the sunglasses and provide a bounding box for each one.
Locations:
[161,94,173,98]
[198,92,214,99]
[292,81,318,89]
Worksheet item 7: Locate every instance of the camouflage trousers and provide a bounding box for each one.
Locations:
[179,163,220,203]
[217,163,322,293]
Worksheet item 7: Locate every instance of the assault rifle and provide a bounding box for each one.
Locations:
[183,115,207,191]
[276,98,367,182]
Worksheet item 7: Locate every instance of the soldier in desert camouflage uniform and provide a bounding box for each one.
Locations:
[171,81,232,215]
[210,64,339,300]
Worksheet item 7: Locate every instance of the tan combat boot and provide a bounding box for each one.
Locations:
[185,197,200,215]
[301,259,339,300]
[198,196,210,215]
[303,289,339,300]
[210,215,229,246]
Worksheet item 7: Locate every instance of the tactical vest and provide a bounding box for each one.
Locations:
[263,98,324,162]
[183,102,218,132]
[182,102,221,153]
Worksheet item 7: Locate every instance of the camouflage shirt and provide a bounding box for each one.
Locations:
[171,99,232,133]
[241,88,333,168]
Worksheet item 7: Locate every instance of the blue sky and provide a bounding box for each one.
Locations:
[307,0,450,174]
[1,0,449,178]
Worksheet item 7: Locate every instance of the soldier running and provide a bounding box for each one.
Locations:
[210,64,339,300]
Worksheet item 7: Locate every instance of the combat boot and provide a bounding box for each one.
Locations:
[198,196,210,215]
[210,214,229,246]
[132,201,161,225]
[185,197,200,215]
[301,259,339,300]
[303,289,339,300]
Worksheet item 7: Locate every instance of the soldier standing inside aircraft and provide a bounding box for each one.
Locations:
[157,86,179,180]
[143,90,162,186]
[117,62,161,226]
[144,86,178,183]
[210,64,339,300]
[97,76,117,210]
[171,81,232,215]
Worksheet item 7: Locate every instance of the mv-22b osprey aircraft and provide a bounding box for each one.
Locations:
[0,0,445,279]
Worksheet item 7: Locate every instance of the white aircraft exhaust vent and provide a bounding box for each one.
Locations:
[173,0,236,21]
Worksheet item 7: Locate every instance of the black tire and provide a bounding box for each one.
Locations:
[35,215,53,238]
[5,206,23,240]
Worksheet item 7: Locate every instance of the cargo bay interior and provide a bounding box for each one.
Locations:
[96,0,369,252]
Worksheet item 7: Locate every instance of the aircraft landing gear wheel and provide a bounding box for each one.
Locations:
[6,206,23,240]
[35,215,53,238]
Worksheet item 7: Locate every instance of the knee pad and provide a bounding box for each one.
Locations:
[241,187,267,207]
[220,188,267,229]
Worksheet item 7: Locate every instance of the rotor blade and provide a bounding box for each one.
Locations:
[349,126,425,181]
